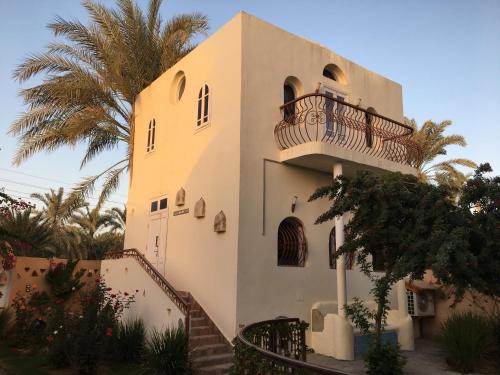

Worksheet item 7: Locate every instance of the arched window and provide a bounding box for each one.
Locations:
[322,64,347,85]
[283,84,296,119]
[365,107,377,148]
[147,119,156,152]
[278,217,307,267]
[197,84,210,127]
[329,226,353,270]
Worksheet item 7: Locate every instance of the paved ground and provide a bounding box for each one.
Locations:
[308,339,483,375]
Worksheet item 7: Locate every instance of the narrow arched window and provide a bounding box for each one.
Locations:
[283,84,296,119]
[147,119,156,152]
[365,107,377,148]
[197,84,210,127]
[278,217,307,267]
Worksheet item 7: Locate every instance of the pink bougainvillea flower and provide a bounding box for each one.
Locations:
[55,298,65,305]
[47,335,54,344]
[105,327,113,337]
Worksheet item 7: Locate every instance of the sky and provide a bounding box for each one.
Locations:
[1,0,499,209]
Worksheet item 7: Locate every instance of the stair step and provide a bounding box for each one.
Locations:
[191,317,208,328]
[195,362,233,375]
[191,325,212,336]
[192,343,232,358]
[191,334,221,347]
[193,353,233,368]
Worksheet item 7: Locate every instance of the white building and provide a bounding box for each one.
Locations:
[112,12,419,364]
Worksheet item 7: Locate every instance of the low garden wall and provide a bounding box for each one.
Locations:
[1,256,101,309]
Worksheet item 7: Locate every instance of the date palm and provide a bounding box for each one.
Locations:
[106,206,126,233]
[10,0,208,205]
[407,118,476,191]
[31,187,83,257]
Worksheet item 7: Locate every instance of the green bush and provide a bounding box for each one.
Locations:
[489,314,500,367]
[114,318,145,363]
[364,342,406,375]
[144,326,191,375]
[441,312,490,373]
[45,260,85,300]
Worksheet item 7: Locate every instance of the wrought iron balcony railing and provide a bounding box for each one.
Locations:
[274,93,422,167]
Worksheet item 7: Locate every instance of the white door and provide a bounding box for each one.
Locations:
[146,215,168,276]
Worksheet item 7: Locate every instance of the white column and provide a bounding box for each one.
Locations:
[334,162,347,317]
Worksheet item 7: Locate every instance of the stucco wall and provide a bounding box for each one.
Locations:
[101,258,185,333]
[236,13,401,331]
[419,272,497,339]
[3,257,101,307]
[124,15,242,340]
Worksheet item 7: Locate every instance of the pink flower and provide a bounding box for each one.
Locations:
[47,335,54,344]
[105,327,113,337]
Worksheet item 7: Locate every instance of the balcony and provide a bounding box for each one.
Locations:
[274,93,422,173]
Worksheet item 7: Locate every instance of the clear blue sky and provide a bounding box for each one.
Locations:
[1,0,499,208]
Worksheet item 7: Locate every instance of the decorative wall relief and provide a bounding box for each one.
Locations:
[175,187,186,206]
[214,211,226,233]
[194,198,206,218]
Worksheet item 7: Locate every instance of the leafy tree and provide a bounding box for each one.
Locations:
[309,171,460,347]
[432,163,500,301]
[406,118,476,193]
[10,0,209,205]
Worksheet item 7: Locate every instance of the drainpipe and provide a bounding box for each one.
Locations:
[333,162,347,317]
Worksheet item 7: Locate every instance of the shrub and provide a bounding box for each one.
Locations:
[489,314,500,367]
[114,318,145,363]
[144,326,191,375]
[441,312,490,373]
[364,342,406,375]
[47,280,135,375]
[0,308,11,337]
[45,259,85,300]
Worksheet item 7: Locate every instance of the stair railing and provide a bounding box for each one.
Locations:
[103,248,190,333]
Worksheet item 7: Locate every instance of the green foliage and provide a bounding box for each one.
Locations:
[433,163,500,301]
[440,312,490,373]
[47,280,135,374]
[144,326,191,375]
[310,171,458,344]
[343,297,374,335]
[364,342,406,375]
[45,260,85,300]
[113,318,145,363]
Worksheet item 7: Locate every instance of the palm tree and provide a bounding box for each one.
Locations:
[71,204,119,259]
[0,209,56,257]
[106,206,126,233]
[406,118,477,191]
[10,0,208,205]
[31,187,83,258]
[31,187,82,226]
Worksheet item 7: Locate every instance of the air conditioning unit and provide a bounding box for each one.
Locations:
[406,289,435,317]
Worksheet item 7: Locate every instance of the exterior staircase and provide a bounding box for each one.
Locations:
[179,292,234,374]
[103,250,234,375]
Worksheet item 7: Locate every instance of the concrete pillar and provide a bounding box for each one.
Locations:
[333,162,347,317]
